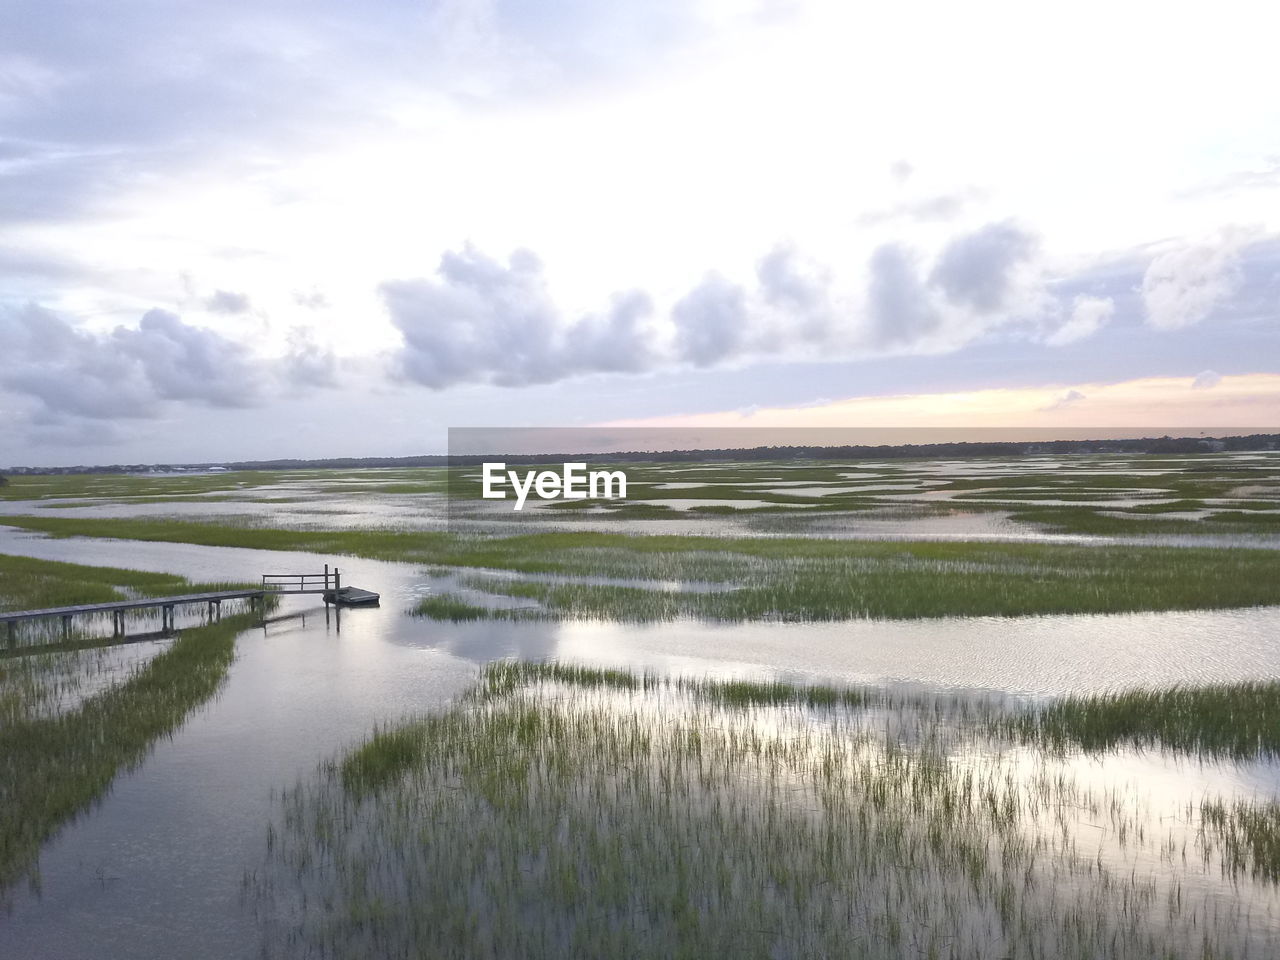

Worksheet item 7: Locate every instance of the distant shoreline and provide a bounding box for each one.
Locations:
[4,432,1279,475]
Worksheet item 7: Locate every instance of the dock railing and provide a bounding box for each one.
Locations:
[261,565,341,596]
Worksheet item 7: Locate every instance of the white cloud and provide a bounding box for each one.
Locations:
[1042,388,1086,411]
[1141,235,1244,331]
[384,246,659,388]
[1046,295,1115,346]
[1192,369,1222,390]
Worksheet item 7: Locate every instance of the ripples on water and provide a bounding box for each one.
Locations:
[0,456,1278,958]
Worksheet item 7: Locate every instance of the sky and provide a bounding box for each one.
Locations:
[1,0,1278,466]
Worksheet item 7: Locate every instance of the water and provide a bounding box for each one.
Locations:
[2,523,1280,957]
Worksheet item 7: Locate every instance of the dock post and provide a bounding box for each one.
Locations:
[62,615,71,639]
[324,564,330,606]
[6,621,14,649]
[334,568,341,602]
[215,599,222,622]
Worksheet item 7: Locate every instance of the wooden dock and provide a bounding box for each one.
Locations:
[1,565,378,648]
[0,588,266,645]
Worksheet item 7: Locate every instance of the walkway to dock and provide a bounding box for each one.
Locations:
[0,566,375,647]
[0,588,267,645]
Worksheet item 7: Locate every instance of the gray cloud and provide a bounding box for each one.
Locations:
[866,244,941,346]
[22,416,129,449]
[0,0,709,231]
[755,244,834,346]
[385,245,658,389]
[293,288,329,310]
[284,326,339,389]
[0,243,93,285]
[0,303,262,420]
[205,289,252,314]
[672,274,749,367]
[377,230,1276,392]
[928,222,1038,312]
[757,244,827,313]
[383,246,561,389]
[565,290,657,375]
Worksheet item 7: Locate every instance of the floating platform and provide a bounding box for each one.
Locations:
[324,586,381,607]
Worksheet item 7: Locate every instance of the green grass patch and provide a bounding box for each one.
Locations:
[1008,681,1280,759]
[412,594,505,621]
[0,553,192,613]
[12,515,1280,621]
[252,662,1280,959]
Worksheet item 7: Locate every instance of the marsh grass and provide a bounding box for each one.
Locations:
[252,662,1280,959]
[1007,681,1280,759]
[412,595,500,621]
[0,553,191,613]
[411,536,1280,619]
[0,468,452,504]
[11,515,1280,620]
[1200,797,1280,884]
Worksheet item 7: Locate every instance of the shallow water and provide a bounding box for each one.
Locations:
[2,521,1280,957]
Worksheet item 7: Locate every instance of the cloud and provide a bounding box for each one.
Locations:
[564,290,657,375]
[1045,295,1115,346]
[383,246,560,389]
[889,159,914,183]
[1141,235,1243,331]
[284,326,340,388]
[672,273,749,366]
[0,303,263,420]
[293,288,329,310]
[1042,388,1086,411]
[612,375,1280,431]
[378,227,1268,394]
[1178,160,1280,198]
[928,222,1038,312]
[385,245,658,388]
[23,417,128,449]
[384,228,1058,389]
[755,243,834,345]
[1192,369,1222,390]
[0,0,711,232]
[205,289,252,314]
[865,244,941,346]
[756,243,827,314]
[856,189,983,227]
